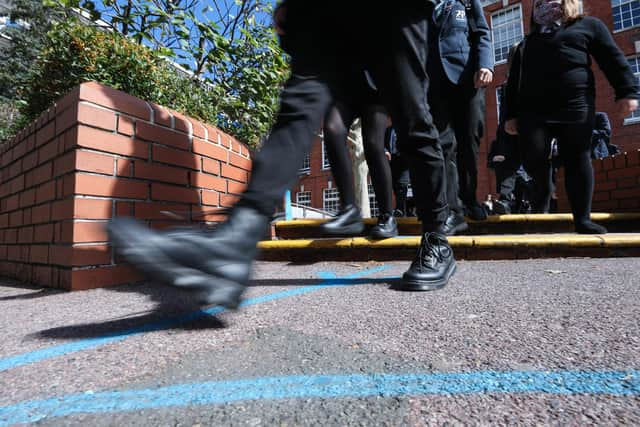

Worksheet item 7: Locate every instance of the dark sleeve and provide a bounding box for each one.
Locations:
[589,17,639,100]
[470,0,494,71]
[504,42,523,120]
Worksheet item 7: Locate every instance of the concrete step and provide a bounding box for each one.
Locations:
[257,232,640,262]
[273,213,640,239]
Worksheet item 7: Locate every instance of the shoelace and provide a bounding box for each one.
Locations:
[414,233,451,270]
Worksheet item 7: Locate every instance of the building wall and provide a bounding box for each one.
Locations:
[295,0,640,215]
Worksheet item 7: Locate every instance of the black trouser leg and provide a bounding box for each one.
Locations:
[240,71,333,216]
[555,119,596,225]
[518,117,553,213]
[366,2,446,231]
[391,154,410,215]
[323,102,358,207]
[439,126,462,216]
[454,87,485,208]
[362,104,394,215]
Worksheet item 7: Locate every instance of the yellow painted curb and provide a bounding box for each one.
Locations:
[258,233,640,250]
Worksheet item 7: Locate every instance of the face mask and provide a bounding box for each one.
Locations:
[533,0,564,27]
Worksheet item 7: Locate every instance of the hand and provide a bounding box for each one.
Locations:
[617,98,639,116]
[505,119,518,135]
[474,68,493,88]
[385,151,392,161]
[492,155,506,162]
[273,4,287,35]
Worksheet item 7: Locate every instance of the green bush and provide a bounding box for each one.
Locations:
[15,20,224,143]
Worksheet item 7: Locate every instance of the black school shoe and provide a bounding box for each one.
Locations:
[397,232,456,291]
[321,204,365,236]
[465,202,488,221]
[107,206,268,309]
[370,212,398,239]
[441,212,469,236]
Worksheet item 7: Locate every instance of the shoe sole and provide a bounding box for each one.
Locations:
[397,260,457,291]
[107,219,243,309]
[370,229,399,239]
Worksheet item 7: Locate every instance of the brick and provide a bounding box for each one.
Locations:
[78,82,150,120]
[8,176,25,195]
[151,183,200,204]
[190,172,226,192]
[191,119,206,139]
[592,199,619,210]
[11,141,27,161]
[602,156,614,171]
[54,151,76,177]
[10,211,22,227]
[75,150,116,175]
[32,203,51,224]
[15,263,32,282]
[75,174,148,199]
[18,226,34,243]
[134,202,189,220]
[36,121,56,147]
[227,180,247,195]
[152,145,199,170]
[33,224,54,243]
[592,159,603,172]
[612,154,627,169]
[202,157,220,175]
[52,199,74,221]
[30,244,49,263]
[50,244,111,267]
[191,206,226,222]
[22,151,38,172]
[116,158,133,177]
[205,125,220,144]
[74,198,113,219]
[619,198,640,209]
[230,139,241,153]
[218,132,232,148]
[78,102,117,131]
[77,125,148,159]
[136,121,190,150]
[193,138,228,162]
[627,150,640,167]
[221,164,248,182]
[169,109,191,134]
[32,266,53,287]
[117,115,135,136]
[201,190,219,206]
[611,187,640,200]
[134,161,189,185]
[29,162,53,187]
[607,166,640,180]
[115,201,134,216]
[0,214,7,229]
[35,181,56,203]
[22,208,32,226]
[0,148,12,168]
[38,139,59,164]
[71,221,109,243]
[20,189,36,209]
[0,245,6,259]
[149,103,172,127]
[229,152,252,170]
[55,103,79,134]
[61,127,79,152]
[617,177,637,189]
[7,245,21,261]
[4,228,17,244]
[220,193,240,207]
[592,191,610,202]
[5,194,20,211]
[61,174,76,197]
[69,264,144,290]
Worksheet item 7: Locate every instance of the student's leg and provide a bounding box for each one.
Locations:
[556,118,606,234]
[518,117,554,213]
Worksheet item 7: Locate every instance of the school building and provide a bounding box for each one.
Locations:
[291,0,640,217]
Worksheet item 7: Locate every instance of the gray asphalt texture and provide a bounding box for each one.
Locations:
[1,257,639,426]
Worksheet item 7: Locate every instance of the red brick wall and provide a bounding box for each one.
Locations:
[0,82,252,290]
[556,149,640,213]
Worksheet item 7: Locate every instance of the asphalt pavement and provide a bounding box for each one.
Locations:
[1,257,639,425]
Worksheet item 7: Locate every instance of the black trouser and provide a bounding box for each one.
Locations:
[241,2,446,230]
[390,153,411,215]
[323,101,393,215]
[518,114,595,224]
[429,67,485,214]
[494,164,518,199]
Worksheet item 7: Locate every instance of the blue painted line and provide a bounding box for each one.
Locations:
[1,370,638,425]
[0,266,391,373]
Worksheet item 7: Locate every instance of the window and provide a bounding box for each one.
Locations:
[368,183,379,218]
[491,5,524,64]
[481,0,499,5]
[298,153,310,173]
[323,187,340,214]
[321,138,331,170]
[612,0,640,31]
[296,191,311,207]
[625,56,640,123]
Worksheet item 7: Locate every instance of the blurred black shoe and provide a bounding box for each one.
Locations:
[370,212,398,239]
[465,202,488,221]
[398,232,456,291]
[493,199,512,215]
[107,206,269,309]
[321,204,365,235]
[575,220,607,234]
[441,212,469,236]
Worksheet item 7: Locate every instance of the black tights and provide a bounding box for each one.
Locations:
[518,115,602,230]
[323,102,393,215]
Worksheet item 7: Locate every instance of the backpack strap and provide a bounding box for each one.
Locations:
[459,0,478,33]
